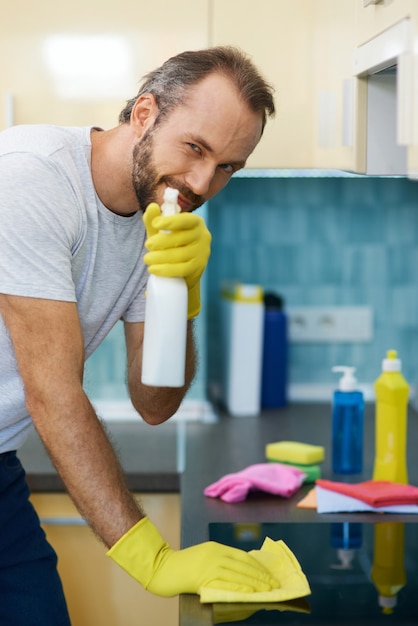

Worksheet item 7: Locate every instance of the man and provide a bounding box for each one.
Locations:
[0,46,275,623]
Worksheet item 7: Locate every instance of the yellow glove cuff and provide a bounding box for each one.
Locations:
[106,517,165,588]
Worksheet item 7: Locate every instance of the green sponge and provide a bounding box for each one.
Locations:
[265,440,325,465]
[268,459,321,483]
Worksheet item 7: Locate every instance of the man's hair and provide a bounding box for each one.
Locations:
[118,46,275,134]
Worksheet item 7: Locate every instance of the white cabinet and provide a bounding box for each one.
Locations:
[3,0,416,176]
[210,0,418,177]
[353,10,418,178]
[310,0,364,172]
[210,0,361,172]
[0,0,208,129]
[356,0,417,46]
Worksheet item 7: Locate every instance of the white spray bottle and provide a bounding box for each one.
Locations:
[141,187,188,387]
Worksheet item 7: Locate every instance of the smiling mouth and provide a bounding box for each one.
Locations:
[164,185,193,212]
[176,193,193,212]
[162,180,201,212]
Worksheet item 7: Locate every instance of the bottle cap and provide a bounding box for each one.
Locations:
[332,366,357,391]
[382,350,401,372]
[379,594,396,612]
[264,292,284,310]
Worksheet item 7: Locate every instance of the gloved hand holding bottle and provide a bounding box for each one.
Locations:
[143,202,211,319]
[107,517,279,597]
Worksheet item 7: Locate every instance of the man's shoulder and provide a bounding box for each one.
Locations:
[0,124,91,159]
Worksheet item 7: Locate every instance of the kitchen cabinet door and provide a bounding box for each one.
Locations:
[210,0,316,169]
[210,0,362,172]
[353,9,418,178]
[356,0,418,46]
[30,493,180,626]
[311,0,365,172]
[0,0,208,129]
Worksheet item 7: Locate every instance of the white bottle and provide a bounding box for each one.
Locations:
[221,282,264,416]
[141,188,188,387]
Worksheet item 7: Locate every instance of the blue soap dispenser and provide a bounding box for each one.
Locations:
[331,366,364,474]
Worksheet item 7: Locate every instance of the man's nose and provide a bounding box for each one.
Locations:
[185,163,216,197]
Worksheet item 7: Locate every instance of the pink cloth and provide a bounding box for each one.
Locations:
[204,463,306,503]
[316,479,418,507]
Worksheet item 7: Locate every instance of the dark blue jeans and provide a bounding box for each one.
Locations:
[0,451,71,625]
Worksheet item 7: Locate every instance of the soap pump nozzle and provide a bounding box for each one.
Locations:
[331,366,364,474]
[332,366,357,392]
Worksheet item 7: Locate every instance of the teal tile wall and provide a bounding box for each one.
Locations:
[83,176,418,404]
[206,176,418,389]
[83,310,207,403]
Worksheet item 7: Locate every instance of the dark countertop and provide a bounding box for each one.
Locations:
[18,403,418,626]
[20,419,181,492]
[179,403,418,626]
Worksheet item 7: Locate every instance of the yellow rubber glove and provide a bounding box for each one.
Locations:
[107,517,279,597]
[143,203,211,319]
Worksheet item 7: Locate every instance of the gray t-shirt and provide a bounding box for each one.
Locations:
[0,124,148,451]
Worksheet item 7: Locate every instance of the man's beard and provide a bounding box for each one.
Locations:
[132,128,204,213]
[132,128,161,212]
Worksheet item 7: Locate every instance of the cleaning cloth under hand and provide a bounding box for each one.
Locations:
[316,479,418,507]
[200,537,311,604]
[204,463,306,503]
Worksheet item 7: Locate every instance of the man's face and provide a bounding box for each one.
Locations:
[131,73,263,213]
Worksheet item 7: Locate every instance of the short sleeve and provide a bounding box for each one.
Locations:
[0,152,83,301]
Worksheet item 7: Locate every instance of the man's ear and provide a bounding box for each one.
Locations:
[130,93,158,135]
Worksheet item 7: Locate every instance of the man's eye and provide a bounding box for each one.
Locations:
[188,143,201,154]
[219,163,234,174]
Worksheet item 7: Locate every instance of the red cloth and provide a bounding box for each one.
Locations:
[315,479,418,507]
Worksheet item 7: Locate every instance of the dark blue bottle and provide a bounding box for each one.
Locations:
[330,522,363,569]
[331,522,363,549]
[261,293,287,409]
[332,366,364,474]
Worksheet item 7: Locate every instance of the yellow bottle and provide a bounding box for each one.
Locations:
[371,522,406,615]
[373,350,409,484]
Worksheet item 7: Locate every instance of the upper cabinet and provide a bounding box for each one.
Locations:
[0,0,209,129]
[356,0,417,46]
[353,0,418,178]
[310,1,363,173]
[210,0,316,169]
[210,0,361,172]
[211,0,418,178]
[1,0,416,177]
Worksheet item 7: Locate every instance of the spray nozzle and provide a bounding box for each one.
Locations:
[160,187,180,234]
[162,187,180,217]
[332,366,357,392]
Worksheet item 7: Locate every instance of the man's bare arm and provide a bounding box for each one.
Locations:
[124,319,196,425]
[0,294,142,548]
